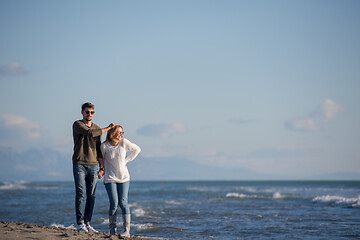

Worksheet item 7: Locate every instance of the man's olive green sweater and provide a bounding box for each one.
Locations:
[72,120,102,165]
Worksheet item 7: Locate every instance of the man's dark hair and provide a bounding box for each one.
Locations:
[81,102,94,111]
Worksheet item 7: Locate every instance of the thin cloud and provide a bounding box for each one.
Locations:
[248,148,304,159]
[228,118,256,124]
[136,122,185,138]
[285,117,320,132]
[319,99,343,121]
[0,62,29,76]
[0,114,39,130]
[0,114,42,142]
[285,99,342,132]
[0,114,70,152]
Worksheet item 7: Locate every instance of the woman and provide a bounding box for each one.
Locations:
[99,124,141,236]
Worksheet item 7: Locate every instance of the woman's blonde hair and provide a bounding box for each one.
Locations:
[105,124,123,143]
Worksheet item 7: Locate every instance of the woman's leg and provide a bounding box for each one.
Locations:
[105,182,119,216]
[117,181,131,237]
[105,183,118,234]
[117,181,130,215]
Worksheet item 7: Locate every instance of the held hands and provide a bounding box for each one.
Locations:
[98,167,104,179]
[98,170,104,179]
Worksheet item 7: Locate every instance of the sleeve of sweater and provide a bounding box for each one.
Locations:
[99,141,106,159]
[73,121,102,138]
[96,139,103,159]
[124,138,141,163]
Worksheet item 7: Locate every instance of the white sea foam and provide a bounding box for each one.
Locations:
[132,223,155,230]
[187,186,219,192]
[312,195,360,207]
[34,186,61,190]
[236,187,275,194]
[0,181,29,190]
[236,187,287,195]
[273,192,286,200]
[226,193,260,199]
[236,187,258,193]
[0,181,59,191]
[165,200,182,205]
[129,203,138,208]
[98,217,133,227]
[50,223,76,230]
[133,207,146,217]
[97,217,108,225]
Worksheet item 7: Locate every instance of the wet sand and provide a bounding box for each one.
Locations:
[0,221,164,240]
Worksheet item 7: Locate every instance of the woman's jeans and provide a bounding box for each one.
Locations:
[73,164,98,225]
[105,181,130,216]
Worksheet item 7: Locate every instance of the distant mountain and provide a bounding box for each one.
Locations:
[0,146,73,181]
[310,172,360,180]
[129,155,276,181]
[0,146,274,181]
[1,146,359,181]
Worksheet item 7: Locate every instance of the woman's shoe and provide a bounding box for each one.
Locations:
[119,214,130,237]
[109,215,117,235]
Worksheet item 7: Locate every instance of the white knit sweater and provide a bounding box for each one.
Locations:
[100,138,141,184]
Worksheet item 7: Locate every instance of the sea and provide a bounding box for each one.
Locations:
[0,180,359,239]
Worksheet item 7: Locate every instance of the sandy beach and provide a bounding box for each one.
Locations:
[0,221,163,240]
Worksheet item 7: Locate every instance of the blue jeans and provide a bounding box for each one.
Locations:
[105,181,130,216]
[73,164,98,225]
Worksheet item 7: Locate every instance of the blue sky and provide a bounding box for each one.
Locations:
[0,0,359,179]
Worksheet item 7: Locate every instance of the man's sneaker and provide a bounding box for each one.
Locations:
[86,223,98,233]
[77,223,88,232]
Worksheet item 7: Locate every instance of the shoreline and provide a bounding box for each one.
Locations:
[0,221,164,240]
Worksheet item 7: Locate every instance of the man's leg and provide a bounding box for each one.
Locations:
[73,164,86,226]
[84,165,98,225]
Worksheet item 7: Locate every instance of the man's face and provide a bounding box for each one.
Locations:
[81,107,95,122]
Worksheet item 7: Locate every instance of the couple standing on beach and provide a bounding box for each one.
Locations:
[72,102,141,237]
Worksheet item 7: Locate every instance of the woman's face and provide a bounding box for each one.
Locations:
[114,127,124,140]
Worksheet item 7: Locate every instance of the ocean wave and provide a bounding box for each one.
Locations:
[236,187,299,199]
[96,217,108,225]
[133,223,155,230]
[133,208,146,217]
[236,187,256,192]
[312,195,360,207]
[129,203,147,216]
[226,193,260,199]
[128,203,138,208]
[0,181,62,191]
[226,192,291,200]
[273,192,289,200]
[0,181,29,190]
[187,186,220,192]
[97,217,137,228]
[236,187,278,194]
[50,223,76,230]
[97,217,151,228]
[164,200,183,205]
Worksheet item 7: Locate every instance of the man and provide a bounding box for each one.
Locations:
[72,102,114,232]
